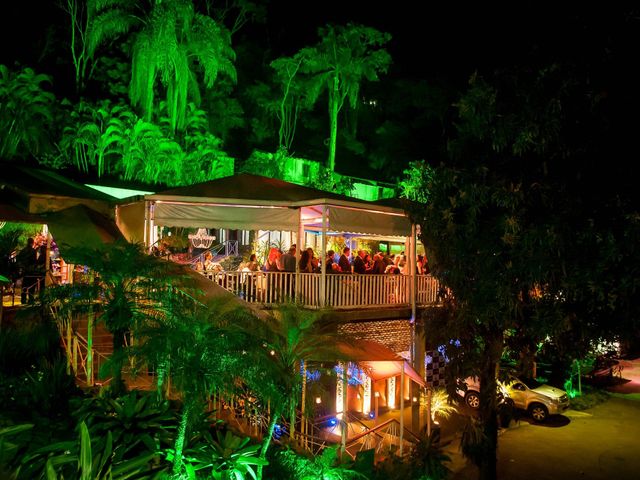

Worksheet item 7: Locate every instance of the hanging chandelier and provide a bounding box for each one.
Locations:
[188,228,216,249]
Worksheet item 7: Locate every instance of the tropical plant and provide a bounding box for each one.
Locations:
[46,240,178,395]
[270,53,307,152]
[61,0,140,93]
[130,0,236,132]
[17,420,160,480]
[0,424,33,476]
[73,390,176,462]
[234,306,347,478]
[408,430,451,480]
[132,297,245,477]
[185,430,267,480]
[277,445,365,480]
[0,65,55,159]
[298,24,391,172]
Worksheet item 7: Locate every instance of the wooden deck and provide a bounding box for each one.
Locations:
[204,271,442,309]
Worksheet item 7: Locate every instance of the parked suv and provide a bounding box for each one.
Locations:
[462,375,569,422]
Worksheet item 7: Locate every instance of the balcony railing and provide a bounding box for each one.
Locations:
[206,271,441,309]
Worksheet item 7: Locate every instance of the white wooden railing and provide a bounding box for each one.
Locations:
[207,271,441,309]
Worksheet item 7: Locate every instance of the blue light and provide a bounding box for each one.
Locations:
[329,418,338,426]
[368,412,375,419]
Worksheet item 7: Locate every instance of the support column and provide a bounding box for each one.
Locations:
[143,201,151,251]
[296,209,304,302]
[400,361,405,456]
[340,362,348,456]
[409,223,424,434]
[320,205,327,307]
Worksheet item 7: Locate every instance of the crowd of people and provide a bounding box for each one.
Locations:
[252,244,429,276]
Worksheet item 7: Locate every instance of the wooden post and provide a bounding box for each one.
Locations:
[426,387,432,437]
[320,205,327,307]
[400,362,405,456]
[143,201,150,250]
[301,360,307,448]
[341,363,348,456]
[87,306,94,386]
[66,320,73,374]
[72,336,78,374]
[296,210,304,302]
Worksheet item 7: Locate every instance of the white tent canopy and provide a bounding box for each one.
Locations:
[118,174,413,241]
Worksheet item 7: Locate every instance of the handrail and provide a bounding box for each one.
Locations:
[205,271,442,309]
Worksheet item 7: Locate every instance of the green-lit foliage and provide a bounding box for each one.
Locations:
[17,420,159,480]
[298,24,391,172]
[234,306,347,475]
[408,430,451,480]
[312,169,354,197]
[270,53,308,152]
[240,149,286,181]
[73,391,176,463]
[57,100,233,184]
[277,445,365,480]
[132,297,245,476]
[0,424,34,476]
[185,430,267,480]
[399,161,433,204]
[0,65,55,159]
[61,0,139,93]
[130,0,236,132]
[45,240,178,394]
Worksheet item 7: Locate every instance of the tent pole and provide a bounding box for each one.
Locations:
[143,201,150,251]
[320,205,327,307]
[341,362,348,456]
[400,361,405,456]
[296,209,304,302]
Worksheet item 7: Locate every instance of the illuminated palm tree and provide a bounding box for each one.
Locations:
[54,240,178,395]
[299,24,391,172]
[235,305,346,478]
[0,65,54,159]
[132,297,245,477]
[130,0,236,132]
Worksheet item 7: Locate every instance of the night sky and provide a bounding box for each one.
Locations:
[4,2,636,92]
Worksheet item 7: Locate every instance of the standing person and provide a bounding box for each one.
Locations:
[372,253,387,274]
[280,245,297,272]
[279,244,296,298]
[246,253,260,272]
[353,250,367,274]
[299,250,313,273]
[16,238,38,304]
[245,253,259,301]
[307,247,319,272]
[338,247,351,273]
[325,250,338,273]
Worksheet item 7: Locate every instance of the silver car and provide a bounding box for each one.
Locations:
[504,376,570,422]
[463,375,569,422]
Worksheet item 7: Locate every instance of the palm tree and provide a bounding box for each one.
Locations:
[299,24,391,172]
[0,65,55,159]
[61,0,141,93]
[55,240,180,395]
[234,305,347,478]
[132,296,246,477]
[130,0,236,132]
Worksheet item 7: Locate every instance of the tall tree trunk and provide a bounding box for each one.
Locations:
[478,329,504,480]
[173,399,193,476]
[258,405,282,480]
[111,327,127,395]
[327,76,340,172]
